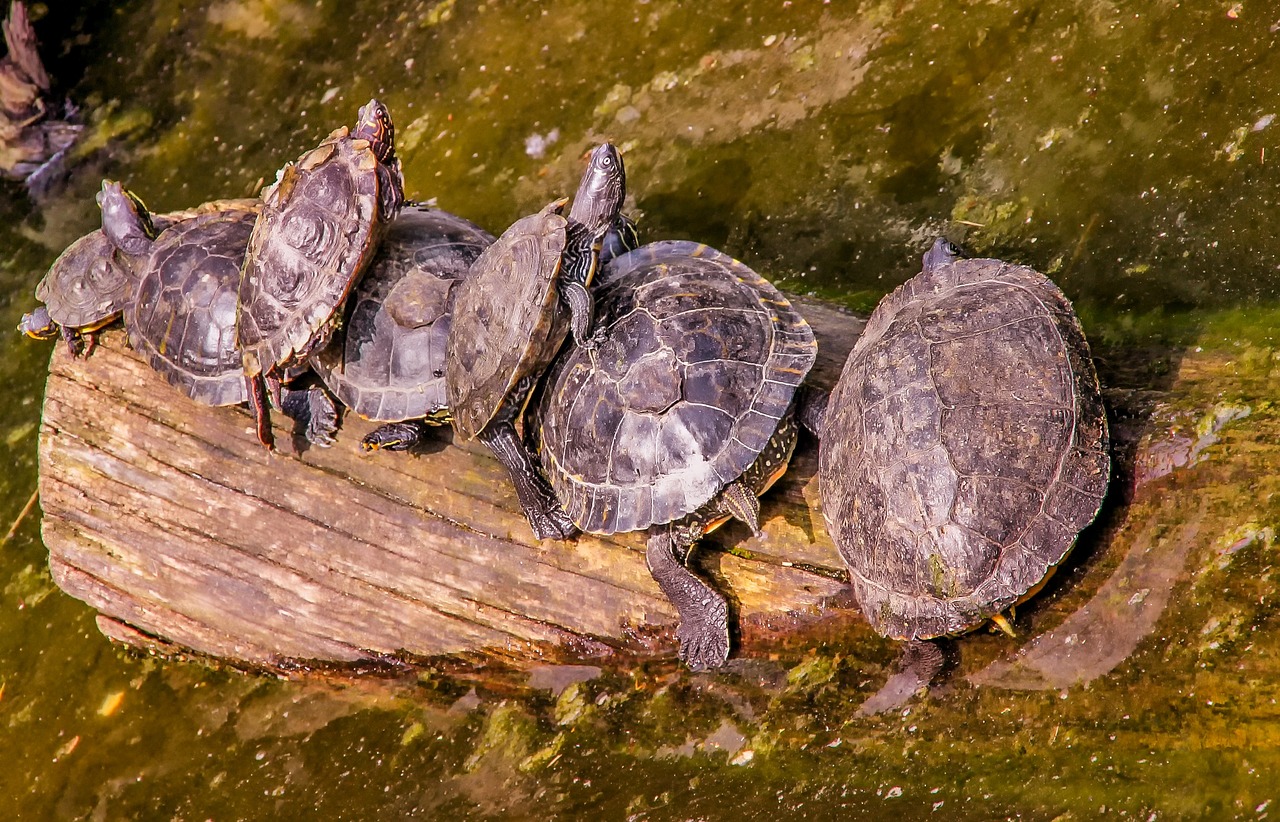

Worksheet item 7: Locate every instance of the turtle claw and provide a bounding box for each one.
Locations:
[524,498,579,541]
[676,595,731,672]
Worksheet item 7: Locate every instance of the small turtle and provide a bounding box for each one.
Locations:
[446,142,627,540]
[310,205,495,450]
[106,187,337,444]
[816,238,1109,713]
[18,182,158,355]
[530,240,818,670]
[237,99,404,448]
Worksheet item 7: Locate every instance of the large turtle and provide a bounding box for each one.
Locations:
[98,185,337,444]
[446,142,627,540]
[816,238,1110,713]
[237,99,404,448]
[530,240,818,670]
[309,204,496,450]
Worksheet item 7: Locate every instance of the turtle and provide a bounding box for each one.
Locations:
[529,240,818,670]
[445,142,627,540]
[103,185,337,444]
[237,98,404,449]
[309,204,496,450]
[18,182,265,355]
[18,181,160,356]
[815,238,1110,713]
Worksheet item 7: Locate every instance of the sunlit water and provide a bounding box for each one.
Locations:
[2,1,1279,818]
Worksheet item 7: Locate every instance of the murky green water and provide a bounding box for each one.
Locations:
[3,1,1280,818]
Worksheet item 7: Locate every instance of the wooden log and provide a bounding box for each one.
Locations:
[37,298,866,675]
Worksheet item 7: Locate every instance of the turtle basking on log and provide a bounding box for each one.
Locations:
[530,240,818,670]
[816,239,1110,713]
[445,142,628,540]
[237,99,404,449]
[102,184,337,443]
[309,205,495,450]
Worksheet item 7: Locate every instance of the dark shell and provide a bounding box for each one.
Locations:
[35,231,133,329]
[818,256,1110,641]
[237,125,401,377]
[126,206,259,406]
[534,240,817,534]
[310,206,495,421]
[445,199,568,440]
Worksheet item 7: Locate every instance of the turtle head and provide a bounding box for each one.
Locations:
[567,142,626,237]
[98,180,157,257]
[19,306,57,340]
[923,237,966,273]
[354,99,396,165]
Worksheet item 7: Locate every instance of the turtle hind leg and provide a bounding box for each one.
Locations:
[362,420,432,452]
[855,639,945,716]
[279,385,338,446]
[646,529,730,671]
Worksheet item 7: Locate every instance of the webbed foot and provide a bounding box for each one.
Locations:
[646,530,731,671]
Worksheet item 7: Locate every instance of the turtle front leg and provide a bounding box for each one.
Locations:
[478,419,578,540]
[559,280,596,348]
[245,373,275,450]
[60,325,84,358]
[646,528,730,671]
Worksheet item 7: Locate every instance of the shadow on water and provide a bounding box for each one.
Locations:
[4,0,1280,818]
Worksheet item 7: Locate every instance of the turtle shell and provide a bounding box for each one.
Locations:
[533,240,817,535]
[237,124,401,378]
[35,231,132,330]
[445,199,568,440]
[126,205,260,406]
[818,255,1110,642]
[310,206,495,421]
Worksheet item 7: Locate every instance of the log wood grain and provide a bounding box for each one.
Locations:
[37,298,865,675]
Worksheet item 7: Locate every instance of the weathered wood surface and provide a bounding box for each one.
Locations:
[37,298,866,675]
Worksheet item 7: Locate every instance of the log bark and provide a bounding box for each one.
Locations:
[37,298,866,676]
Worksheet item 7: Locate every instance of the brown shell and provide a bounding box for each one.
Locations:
[126,206,260,406]
[445,199,568,440]
[237,127,394,377]
[533,241,817,534]
[310,206,495,421]
[818,256,1110,641]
